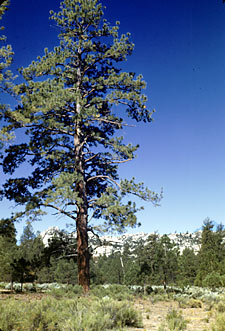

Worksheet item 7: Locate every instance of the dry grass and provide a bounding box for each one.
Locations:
[0,292,220,330]
[127,299,213,330]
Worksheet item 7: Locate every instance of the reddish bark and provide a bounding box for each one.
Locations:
[76,206,90,293]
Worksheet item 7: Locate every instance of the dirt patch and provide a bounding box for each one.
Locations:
[128,299,212,330]
[0,292,45,301]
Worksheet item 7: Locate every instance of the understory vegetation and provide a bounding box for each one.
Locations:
[0,289,142,331]
[1,284,225,330]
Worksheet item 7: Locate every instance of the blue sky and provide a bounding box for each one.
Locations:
[1,0,225,238]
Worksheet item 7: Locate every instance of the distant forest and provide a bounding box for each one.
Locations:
[0,218,224,289]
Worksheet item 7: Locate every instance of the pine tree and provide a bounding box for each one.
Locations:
[0,0,14,147]
[195,219,225,286]
[178,248,198,286]
[0,0,160,292]
[13,223,45,286]
[0,218,17,284]
[0,0,13,91]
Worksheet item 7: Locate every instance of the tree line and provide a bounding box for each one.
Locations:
[1,218,225,289]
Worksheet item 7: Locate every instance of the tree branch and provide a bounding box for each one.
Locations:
[87,175,121,190]
[42,203,77,221]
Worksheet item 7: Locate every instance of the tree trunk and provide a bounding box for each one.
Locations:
[74,125,90,292]
[76,201,90,293]
[74,45,90,292]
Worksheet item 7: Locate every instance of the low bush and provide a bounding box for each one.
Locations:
[177,298,202,309]
[166,309,188,331]
[90,284,133,301]
[48,284,83,298]
[158,309,188,331]
[216,301,225,313]
[149,293,169,303]
[210,313,225,331]
[0,294,142,330]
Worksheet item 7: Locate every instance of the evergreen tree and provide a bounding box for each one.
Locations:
[13,223,45,286]
[195,219,225,286]
[136,234,179,285]
[158,235,179,285]
[0,218,17,283]
[0,0,160,291]
[178,248,198,286]
[0,0,14,146]
[92,251,124,284]
[138,234,160,284]
[44,229,77,263]
[0,216,15,237]
[37,229,78,283]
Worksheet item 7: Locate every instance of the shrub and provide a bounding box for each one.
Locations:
[149,293,169,303]
[0,294,142,330]
[216,301,225,313]
[211,313,225,331]
[177,297,202,309]
[0,300,21,331]
[48,284,83,299]
[90,284,133,301]
[166,309,188,331]
[5,282,22,292]
[23,283,36,292]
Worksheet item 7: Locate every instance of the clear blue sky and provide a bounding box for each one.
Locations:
[1,0,225,238]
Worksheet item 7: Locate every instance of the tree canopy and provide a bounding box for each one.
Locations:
[0,0,160,291]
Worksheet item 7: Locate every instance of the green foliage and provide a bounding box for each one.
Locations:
[195,219,225,286]
[177,248,198,286]
[0,294,142,330]
[216,301,225,313]
[11,223,46,285]
[91,251,126,285]
[0,0,15,148]
[48,284,83,299]
[50,258,78,284]
[0,235,16,281]
[0,1,13,83]
[160,309,188,331]
[90,284,133,301]
[211,313,225,331]
[0,217,16,238]
[0,0,159,229]
[0,0,160,291]
[36,229,78,284]
[0,218,17,282]
[178,298,202,309]
[202,272,223,290]
[129,234,179,285]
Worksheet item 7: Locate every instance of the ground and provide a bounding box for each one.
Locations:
[128,299,212,330]
[0,291,217,330]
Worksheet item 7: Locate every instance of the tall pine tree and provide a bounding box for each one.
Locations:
[0,0,14,147]
[0,0,160,292]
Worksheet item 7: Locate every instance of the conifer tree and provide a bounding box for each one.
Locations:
[0,0,14,147]
[0,218,17,283]
[195,219,225,285]
[0,0,160,292]
[0,0,13,90]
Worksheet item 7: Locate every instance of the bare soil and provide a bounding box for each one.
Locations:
[128,299,213,331]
